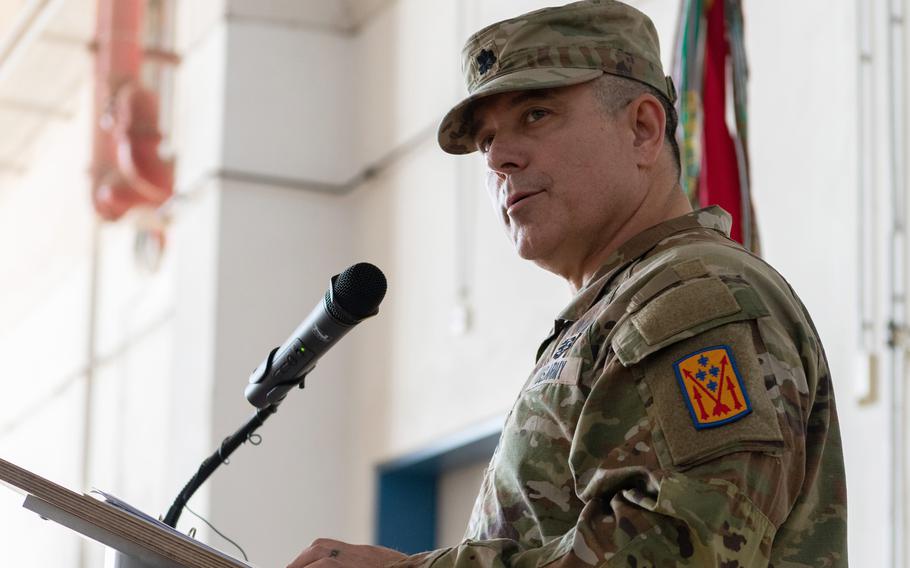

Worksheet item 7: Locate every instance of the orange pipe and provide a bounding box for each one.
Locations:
[91,0,173,221]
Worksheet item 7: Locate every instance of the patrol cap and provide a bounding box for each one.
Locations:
[438,0,676,155]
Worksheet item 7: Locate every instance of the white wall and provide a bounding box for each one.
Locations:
[0,73,93,565]
[437,461,488,548]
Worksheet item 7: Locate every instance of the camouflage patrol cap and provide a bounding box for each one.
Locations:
[438,0,676,155]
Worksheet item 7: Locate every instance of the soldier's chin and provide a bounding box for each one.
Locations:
[513,235,550,264]
[512,236,568,278]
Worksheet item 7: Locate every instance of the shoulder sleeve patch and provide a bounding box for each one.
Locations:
[635,321,784,468]
[674,345,751,429]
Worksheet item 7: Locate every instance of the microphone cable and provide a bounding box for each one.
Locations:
[184,501,249,561]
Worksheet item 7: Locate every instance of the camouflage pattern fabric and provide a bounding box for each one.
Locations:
[394,207,847,567]
[438,0,677,155]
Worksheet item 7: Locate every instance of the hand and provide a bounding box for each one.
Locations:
[287,538,408,568]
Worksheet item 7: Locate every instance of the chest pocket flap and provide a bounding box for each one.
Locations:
[612,275,769,367]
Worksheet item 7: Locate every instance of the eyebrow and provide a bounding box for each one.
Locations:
[469,89,559,139]
[509,89,558,107]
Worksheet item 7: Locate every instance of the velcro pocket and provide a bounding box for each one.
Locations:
[612,277,770,366]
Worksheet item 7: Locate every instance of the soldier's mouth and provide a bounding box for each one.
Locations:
[506,190,544,211]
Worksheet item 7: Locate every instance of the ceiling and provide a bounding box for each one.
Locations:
[0,0,394,184]
[0,0,93,178]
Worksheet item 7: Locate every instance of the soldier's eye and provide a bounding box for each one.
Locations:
[525,108,549,123]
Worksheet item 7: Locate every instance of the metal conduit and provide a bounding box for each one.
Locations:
[857,0,878,404]
[886,0,909,563]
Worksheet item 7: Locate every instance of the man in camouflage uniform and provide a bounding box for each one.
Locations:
[288,1,847,566]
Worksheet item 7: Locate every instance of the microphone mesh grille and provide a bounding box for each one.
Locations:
[329,262,387,321]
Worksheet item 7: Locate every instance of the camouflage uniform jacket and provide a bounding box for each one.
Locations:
[399,207,847,567]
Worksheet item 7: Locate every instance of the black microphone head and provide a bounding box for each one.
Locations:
[326,262,387,323]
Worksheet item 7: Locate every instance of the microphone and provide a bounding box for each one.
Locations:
[245,262,387,408]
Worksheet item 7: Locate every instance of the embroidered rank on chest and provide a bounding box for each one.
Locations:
[552,333,580,359]
[673,345,752,429]
[527,333,584,389]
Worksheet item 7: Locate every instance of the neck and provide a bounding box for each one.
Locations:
[565,180,692,294]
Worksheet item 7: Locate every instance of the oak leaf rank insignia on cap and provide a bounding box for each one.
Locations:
[673,345,752,429]
[475,48,497,76]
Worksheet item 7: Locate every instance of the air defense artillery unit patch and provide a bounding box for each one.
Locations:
[674,345,752,429]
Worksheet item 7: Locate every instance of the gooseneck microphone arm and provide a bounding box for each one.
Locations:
[162,404,277,528]
[161,263,387,529]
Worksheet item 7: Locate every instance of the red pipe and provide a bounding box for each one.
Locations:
[91,0,174,221]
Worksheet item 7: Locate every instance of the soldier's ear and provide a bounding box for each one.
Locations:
[628,93,666,167]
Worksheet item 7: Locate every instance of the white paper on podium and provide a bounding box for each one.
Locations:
[90,489,255,567]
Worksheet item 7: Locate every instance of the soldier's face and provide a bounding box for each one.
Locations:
[470,81,646,277]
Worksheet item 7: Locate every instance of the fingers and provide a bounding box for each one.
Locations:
[287,538,406,568]
[286,539,343,568]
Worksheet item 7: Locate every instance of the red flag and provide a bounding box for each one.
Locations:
[699,0,743,243]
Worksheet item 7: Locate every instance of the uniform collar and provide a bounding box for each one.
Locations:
[555,206,732,324]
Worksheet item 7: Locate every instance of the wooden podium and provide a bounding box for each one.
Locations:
[0,457,252,568]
